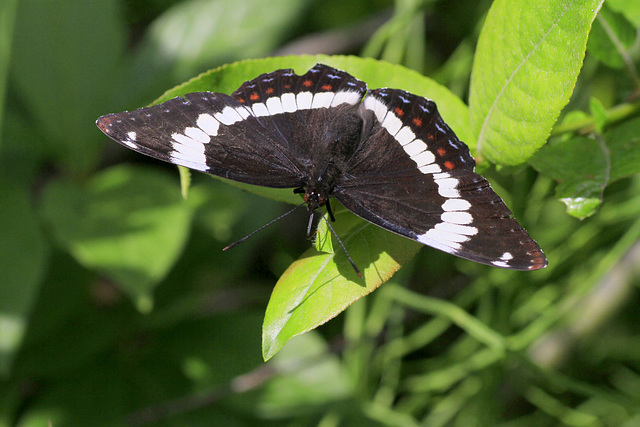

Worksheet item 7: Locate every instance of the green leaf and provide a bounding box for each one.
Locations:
[530,136,607,218]
[530,117,640,218]
[0,107,48,184]
[262,209,420,360]
[589,97,608,133]
[606,117,640,182]
[314,215,334,254]
[606,0,640,27]
[0,181,49,377]
[469,0,604,165]
[606,0,640,28]
[10,0,125,174]
[127,0,310,102]
[587,5,637,69]
[41,165,192,310]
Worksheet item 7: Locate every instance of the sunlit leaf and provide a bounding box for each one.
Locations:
[469,0,604,165]
[262,209,419,360]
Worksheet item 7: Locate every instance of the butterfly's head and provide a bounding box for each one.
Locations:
[303,189,327,211]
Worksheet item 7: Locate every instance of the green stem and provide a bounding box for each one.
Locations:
[551,102,640,136]
[388,285,506,351]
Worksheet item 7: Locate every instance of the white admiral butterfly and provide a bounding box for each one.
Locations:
[97,64,547,272]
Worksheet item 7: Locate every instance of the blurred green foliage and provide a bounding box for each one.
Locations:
[2,0,640,426]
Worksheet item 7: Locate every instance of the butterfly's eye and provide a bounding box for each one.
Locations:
[303,190,327,211]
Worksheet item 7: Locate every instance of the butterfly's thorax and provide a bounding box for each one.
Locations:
[303,161,341,211]
[302,107,363,211]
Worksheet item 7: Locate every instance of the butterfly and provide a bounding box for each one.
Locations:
[97,63,547,273]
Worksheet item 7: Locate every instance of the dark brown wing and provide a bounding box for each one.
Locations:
[334,89,547,270]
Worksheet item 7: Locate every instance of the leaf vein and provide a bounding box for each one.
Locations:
[476,0,575,156]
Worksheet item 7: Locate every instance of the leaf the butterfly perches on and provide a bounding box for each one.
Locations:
[97,64,547,272]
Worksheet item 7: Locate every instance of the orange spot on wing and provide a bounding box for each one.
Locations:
[444,161,455,170]
[394,107,404,116]
[237,98,245,103]
[284,84,291,89]
[437,148,446,156]
[412,117,422,127]
[265,87,274,95]
[97,119,110,132]
[321,84,332,91]
[250,93,260,101]
[303,79,313,87]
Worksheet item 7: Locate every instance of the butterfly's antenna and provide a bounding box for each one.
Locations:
[320,214,362,278]
[223,203,305,251]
